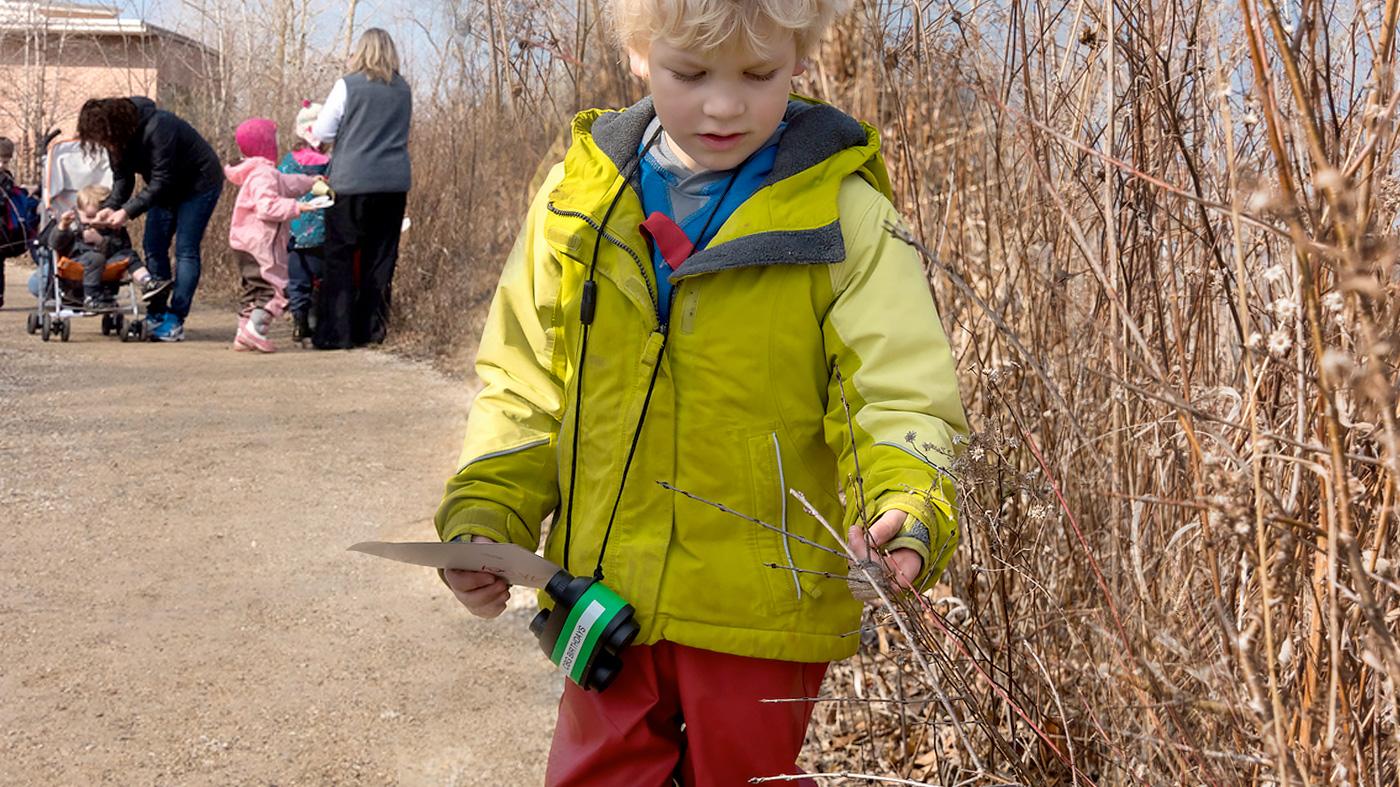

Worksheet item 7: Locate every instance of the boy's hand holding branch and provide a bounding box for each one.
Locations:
[848,511,924,594]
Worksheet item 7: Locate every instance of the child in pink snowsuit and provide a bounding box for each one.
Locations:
[225,117,322,352]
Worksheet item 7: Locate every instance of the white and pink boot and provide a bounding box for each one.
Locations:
[233,308,276,353]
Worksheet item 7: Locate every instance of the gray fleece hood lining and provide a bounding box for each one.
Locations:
[591,97,869,187]
[586,97,869,280]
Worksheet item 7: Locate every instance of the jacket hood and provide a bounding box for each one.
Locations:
[224,156,274,186]
[236,117,279,162]
[129,95,158,125]
[586,96,889,197]
[549,95,894,283]
[291,148,330,167]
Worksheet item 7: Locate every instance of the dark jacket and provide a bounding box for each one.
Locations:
[103,97,222,219]
[1,169,40,259]
[52,222,135,261]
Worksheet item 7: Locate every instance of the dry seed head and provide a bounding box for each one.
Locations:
[1268,328,1293,357]
[1363,549,1394,577]
[1262,264,1288,286]
[1314,167,1345,193]
[1322,349,1352,379]
[1322,290,1344,313]
[1270,297,1298,322]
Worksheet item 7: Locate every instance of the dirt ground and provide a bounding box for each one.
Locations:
[0,260,558,785]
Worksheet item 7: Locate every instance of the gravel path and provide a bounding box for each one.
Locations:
[0,261,557,785]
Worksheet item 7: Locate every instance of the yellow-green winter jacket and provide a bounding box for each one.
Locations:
[437,97,968,663]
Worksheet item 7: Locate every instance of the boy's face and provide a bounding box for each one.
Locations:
[629,33,804,172]
[78,204,99,222]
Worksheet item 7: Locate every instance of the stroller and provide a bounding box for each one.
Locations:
[25,138,146,342]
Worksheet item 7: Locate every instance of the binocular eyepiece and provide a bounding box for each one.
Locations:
[529,570,639,692]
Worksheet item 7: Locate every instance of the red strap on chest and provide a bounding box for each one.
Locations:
[639,212,694,270]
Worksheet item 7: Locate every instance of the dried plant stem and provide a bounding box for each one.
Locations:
[748,772,948,785]
[789,490,987,775]
[656,481,846,559]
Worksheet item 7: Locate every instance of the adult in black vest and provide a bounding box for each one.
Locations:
[310,28,413,349]
[77,97,223,342]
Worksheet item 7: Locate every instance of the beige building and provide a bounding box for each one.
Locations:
[0,1,217,180]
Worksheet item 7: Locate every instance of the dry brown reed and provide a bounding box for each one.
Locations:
[793,0,1400,784]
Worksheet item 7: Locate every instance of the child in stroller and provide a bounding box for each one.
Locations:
[26,138,155,342]
[52,184,169,310]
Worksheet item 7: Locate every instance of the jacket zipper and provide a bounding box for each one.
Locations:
[547,202,659,327]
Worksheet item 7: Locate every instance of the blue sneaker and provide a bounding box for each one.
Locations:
[151,312,185,342]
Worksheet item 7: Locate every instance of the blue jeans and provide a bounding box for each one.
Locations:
[287,245,323,316]
[142,185,222,320]
[27,265,47,297]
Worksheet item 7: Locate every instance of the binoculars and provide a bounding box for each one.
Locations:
[530,569,640,691]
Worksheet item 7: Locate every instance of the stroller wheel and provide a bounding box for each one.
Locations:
[26,313,39,335]
[41,314,52,342]
[114,313,125,336]
[101,314,113,335]
[129,319,146,341]
[60,319,71,342]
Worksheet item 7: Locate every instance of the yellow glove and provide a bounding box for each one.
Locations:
[311,179,333,198]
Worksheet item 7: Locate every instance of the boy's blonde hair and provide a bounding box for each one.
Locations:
[349,28,400,83]
[77,184,111,211]
[610,0,847,57]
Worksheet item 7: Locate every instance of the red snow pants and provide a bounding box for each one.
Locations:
[545,641,829,786]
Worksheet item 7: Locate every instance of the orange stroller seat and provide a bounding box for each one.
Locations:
[56,255,133,284]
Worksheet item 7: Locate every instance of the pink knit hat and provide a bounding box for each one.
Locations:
[235,117,278,161]
[294,100,322,146]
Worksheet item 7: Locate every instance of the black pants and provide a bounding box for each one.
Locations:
[314,192,407,349]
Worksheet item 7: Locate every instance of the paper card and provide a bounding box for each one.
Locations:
[349,541,563,589]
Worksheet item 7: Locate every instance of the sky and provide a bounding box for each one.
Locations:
[112,0,436,65]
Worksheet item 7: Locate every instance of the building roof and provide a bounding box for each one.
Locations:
[0,1,216,54]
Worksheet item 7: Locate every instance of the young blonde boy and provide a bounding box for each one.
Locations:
[436,0,968,782]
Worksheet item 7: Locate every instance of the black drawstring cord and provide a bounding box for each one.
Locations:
[562,179,627,573]
[561,131,660,573]
[589,171,740,582]
[593,329,667,581]
[568,131,746,582]
[692,167,742,253]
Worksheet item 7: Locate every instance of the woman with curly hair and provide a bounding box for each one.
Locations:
[77,97,223,341]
